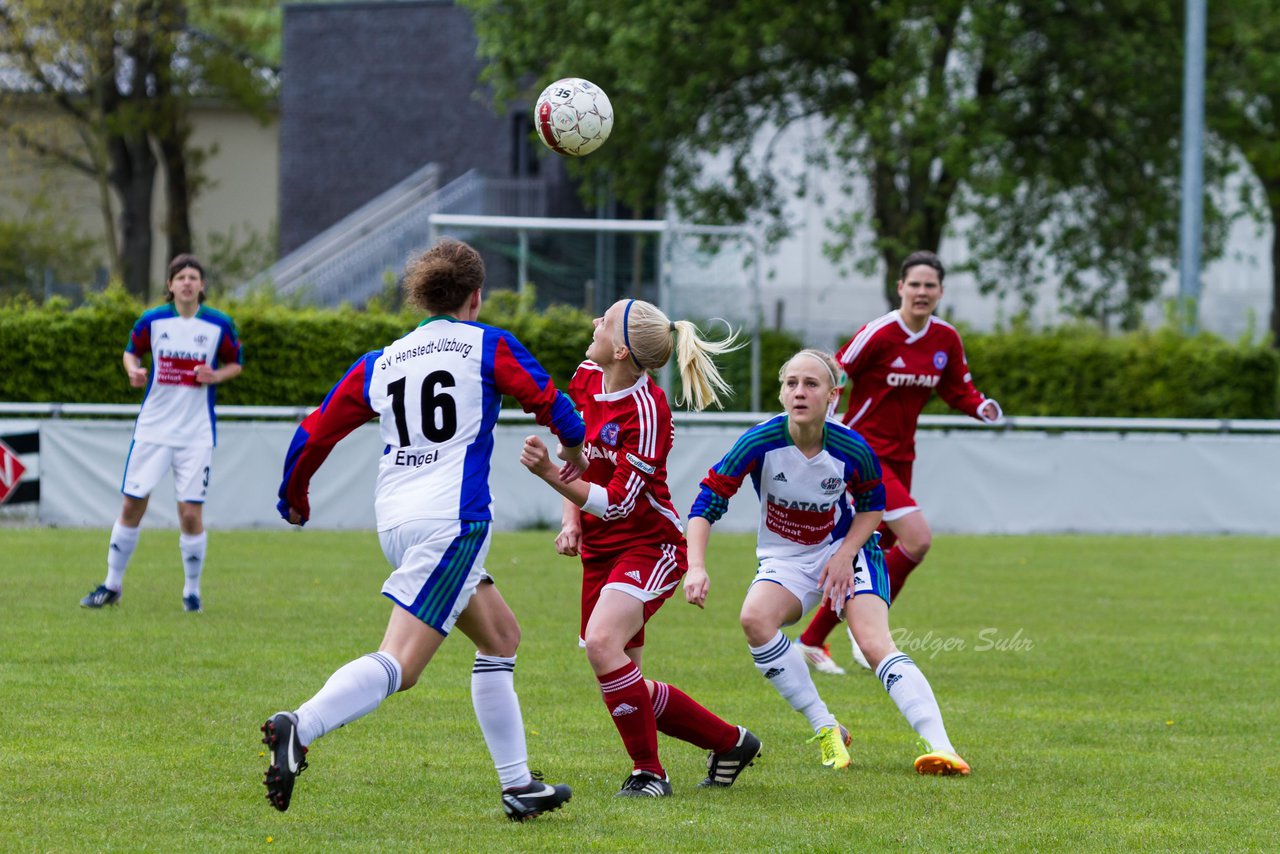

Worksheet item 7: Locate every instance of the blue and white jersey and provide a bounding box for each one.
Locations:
[278,316,584,530]
[127,304,242,448]
[690,414,885,562]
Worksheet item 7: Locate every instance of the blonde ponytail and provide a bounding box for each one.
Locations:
[619,299,743,411]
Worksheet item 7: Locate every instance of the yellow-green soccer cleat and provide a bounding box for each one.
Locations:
[807,723,852,770]
[914,749,971,776]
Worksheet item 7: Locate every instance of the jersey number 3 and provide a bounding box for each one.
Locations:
[388,371,457,445]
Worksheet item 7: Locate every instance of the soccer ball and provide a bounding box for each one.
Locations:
[534,77,614,157]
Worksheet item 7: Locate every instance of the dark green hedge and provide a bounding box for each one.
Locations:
[2,289,1274,417]
[933,325,1279,419]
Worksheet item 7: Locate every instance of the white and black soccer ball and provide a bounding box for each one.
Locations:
[534,77,614,157]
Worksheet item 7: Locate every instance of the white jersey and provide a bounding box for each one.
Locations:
[278,316,584,530]
[690,413,886,562]
[127,305,242,448]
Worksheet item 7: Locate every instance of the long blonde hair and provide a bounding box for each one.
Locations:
[617,299,743,411]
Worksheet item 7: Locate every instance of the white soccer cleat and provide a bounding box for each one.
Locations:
[797,642,846,675]
[846,624,872,671]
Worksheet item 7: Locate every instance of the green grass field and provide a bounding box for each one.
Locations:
[2,529,1276,852]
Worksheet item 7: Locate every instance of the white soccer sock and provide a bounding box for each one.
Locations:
[471,654,530,790]
[105,521,140,591]
[179,532,207,597]
[875,652,954,753]
[295,651,402,747]
[750,631,837,732]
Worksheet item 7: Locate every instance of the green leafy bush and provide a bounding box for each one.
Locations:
[927,324,1279,419]
[2,290,1274,417]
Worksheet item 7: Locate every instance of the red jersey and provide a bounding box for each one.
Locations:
[836,312,994,462]
[568,362,685,559]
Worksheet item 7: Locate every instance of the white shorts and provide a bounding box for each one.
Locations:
[379,518,492,635]
[121,441,212,503]
[749,538,888,620]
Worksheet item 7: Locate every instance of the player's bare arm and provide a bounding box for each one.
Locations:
[683,516,713,609]
[195,362,243,385]
[554,499,581,557]
[123,352,148,388]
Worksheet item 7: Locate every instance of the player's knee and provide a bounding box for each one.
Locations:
[853,631,894,669]
[738,608,776,647]
[177,505,202,533]
[485,622,521,658]
[902,530,932,559]
[582,630,621,668]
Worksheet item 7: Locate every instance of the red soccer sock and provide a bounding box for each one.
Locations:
[650,681,739,753]
[886,544,922,600]
[597,662,663,776]
[799,603,842,647]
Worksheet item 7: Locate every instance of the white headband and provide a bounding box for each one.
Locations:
[790,351,840,388]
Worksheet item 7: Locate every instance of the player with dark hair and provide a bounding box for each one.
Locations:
[80,254,242,613]
[685,348,970,776]
[519,298,761,798]
[261,238,586,821]
[796,251,1002,674]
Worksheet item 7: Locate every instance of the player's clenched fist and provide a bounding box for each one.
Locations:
[520,435,553,477]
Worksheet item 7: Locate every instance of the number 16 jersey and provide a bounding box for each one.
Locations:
[278,316,584,530]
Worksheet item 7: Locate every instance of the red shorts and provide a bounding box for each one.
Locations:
[879,457,918,520]
[580,541,686,649]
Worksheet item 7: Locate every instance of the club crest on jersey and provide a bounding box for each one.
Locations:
[933,351,948,369]
[599,421,620,446]
[820,477,843,493]
[194,334,208,345]
[625,452,656,475]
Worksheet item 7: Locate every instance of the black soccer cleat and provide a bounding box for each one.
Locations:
[698,725,763,788]
[261,711,308,812]
[80,584,121,608]
[501,771,572,821]
[616,769,673,798]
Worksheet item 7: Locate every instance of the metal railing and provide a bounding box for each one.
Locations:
[237,167,547,306]
[3,403,1278,434]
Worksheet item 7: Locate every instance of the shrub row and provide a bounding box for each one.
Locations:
[1,289,1275,417]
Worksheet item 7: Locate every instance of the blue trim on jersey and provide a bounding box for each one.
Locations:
[689,415,791,521]
[457,329,501,521]
[860,537,890,606]
[207,383,218,446]
[276,426,312,520]
[548,390,585,447]
[318,352,380,413]
[408,521,489,629]
[194,305,243,363]
[823,421,886,513]
[719,415,790,476]
[120,440,137,496]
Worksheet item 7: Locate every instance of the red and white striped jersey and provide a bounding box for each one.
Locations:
[568,362,684,558]
[837,312,992,462]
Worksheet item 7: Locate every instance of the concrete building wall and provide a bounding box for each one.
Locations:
[280,0,572,255]
[0,102,278,298]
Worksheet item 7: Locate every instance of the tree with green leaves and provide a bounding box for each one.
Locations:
[0,0,277,299]
[1208,0,1280,344]
[463,0,1259,330]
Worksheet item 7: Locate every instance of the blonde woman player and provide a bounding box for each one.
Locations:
[263,239,586,821]
[684,349,970,776]
[520,298,762,798]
